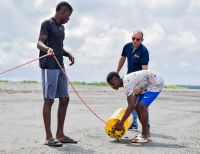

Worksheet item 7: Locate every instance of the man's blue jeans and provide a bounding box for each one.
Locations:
[132,109,138,126]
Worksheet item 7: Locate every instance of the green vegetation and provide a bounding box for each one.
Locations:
[71,81,109,86]
[0,80,39,84]
[177,85,200,90]
[0,80,9,83]
[0,80,200,90]
[21,80,39,84]
[72,83,187,89]
[164,85,186,89]
[72,82,194,89]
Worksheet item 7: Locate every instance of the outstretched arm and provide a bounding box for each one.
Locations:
[121,94,136,124]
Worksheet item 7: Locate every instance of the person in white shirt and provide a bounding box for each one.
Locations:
[106,70,164,143]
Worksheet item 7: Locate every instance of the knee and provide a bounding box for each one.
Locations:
[59,97,69,105]
[44,99,54,106]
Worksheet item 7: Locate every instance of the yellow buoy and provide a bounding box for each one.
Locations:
[105,108,133,139]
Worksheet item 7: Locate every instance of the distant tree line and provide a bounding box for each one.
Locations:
[177,85,200,90]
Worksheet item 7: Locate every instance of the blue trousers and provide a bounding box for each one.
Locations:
[132,109,138,126]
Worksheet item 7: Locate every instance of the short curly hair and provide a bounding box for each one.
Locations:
[106,72,120,83]
[56,1,73,12]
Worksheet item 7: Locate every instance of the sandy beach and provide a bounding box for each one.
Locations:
[0,82,200,154]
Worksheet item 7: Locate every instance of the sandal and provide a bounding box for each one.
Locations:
[134,133,151,139]
[132,135,148,143]
[44,138,63,147]
[134,134,142,139]
[58,136,77,144]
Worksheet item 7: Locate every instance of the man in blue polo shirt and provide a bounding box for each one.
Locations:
[117,31,149,130]
[37,1,77,147]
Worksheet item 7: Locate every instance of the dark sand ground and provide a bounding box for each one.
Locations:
[0,83,200,154]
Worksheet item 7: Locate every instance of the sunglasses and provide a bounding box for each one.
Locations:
[132,37,141,42]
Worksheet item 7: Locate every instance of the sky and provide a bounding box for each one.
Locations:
[0,0,199,85]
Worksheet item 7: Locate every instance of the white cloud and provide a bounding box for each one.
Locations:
[77,27,129,61]
[0,50,6,65]
[34,0,45,7]
[0,41,38,69]
[0,0,199,85]
[187,0,200,13]
[180,62,190,67]
[144,22,165,46]
[169,31,199,52]
[144,0,171,8]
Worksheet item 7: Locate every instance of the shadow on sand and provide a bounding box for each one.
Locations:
[49,144,95,154]
[110,133,186,149]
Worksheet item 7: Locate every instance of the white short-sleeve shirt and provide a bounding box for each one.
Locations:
[123,70,164,96]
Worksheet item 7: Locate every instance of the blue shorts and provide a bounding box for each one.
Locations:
[41,69,69,100]
[136,91,161,106]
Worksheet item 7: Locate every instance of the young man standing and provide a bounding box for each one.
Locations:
[117,31,149,129]
[107,70,164,143]
[37,1,77,147]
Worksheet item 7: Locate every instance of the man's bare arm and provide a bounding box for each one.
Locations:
[142,64,148,70]
[63,49,74,66]
[37,35,54,55]
[37,35,49,52]
[117,56,126,73]
[120,94,137,124]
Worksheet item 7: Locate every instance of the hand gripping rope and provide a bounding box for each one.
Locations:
[0,54,107,125]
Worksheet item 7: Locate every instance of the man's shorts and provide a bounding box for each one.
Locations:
[136,91,161,106]
[41,69,69,100]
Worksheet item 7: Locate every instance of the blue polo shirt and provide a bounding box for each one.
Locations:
[121,42,149,74]
[39,17,65,69]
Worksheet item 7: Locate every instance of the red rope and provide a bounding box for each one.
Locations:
[53,55,107,124]
[0,54,107,125]
[0,54,48,75]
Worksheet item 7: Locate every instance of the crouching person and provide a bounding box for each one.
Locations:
[106,70,164,143]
